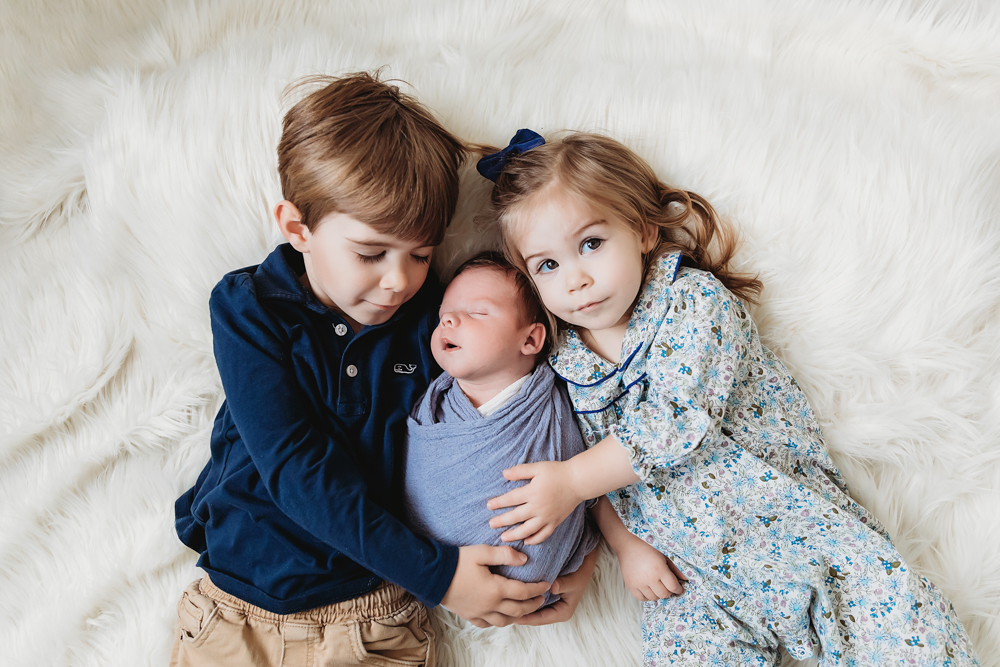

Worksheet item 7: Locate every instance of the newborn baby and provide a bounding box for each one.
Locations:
[404,252,599,606]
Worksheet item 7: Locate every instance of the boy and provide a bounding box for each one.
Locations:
[171,73,548,667]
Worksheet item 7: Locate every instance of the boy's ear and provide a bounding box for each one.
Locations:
[520,321,547,356]
[275,200,310,251]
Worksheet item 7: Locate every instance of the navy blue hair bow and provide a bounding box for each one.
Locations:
[476,129,545,182]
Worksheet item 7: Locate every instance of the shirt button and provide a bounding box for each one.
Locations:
[334,324,348,336]
[346,365,358,378]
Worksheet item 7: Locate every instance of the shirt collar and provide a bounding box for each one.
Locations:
[549,251,683,386]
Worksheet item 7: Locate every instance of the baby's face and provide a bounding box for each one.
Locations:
[432,268,534,383]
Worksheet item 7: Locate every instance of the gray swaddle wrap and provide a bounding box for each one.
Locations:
[404,364,599,606]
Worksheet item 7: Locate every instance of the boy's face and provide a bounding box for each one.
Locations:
[432,268,537,382]
[297,212,435,331]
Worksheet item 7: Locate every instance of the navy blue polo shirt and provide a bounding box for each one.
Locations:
[175,243,459,614]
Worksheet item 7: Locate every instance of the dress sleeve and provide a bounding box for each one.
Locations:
[210,275,458,607]
[614,272,748,480]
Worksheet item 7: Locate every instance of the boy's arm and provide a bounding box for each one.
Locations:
[211,277,547,619]
[590,497,684,600]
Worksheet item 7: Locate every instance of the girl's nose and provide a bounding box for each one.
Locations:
[566,265,592,292]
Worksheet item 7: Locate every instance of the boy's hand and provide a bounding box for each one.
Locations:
[515,547,599,626]
[615,537,686,601]
[486,461,583,545]
[440,545,549,628]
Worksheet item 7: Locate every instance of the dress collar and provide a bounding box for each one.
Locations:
[549,251,683,386]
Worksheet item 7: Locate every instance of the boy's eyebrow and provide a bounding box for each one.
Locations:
[522,219,606,264]
[345,237,392,247]
[346,237,434,250]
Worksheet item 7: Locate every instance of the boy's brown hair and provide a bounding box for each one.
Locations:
[278,71,466,244]
[453,251,553,359]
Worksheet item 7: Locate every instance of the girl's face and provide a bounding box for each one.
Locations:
[514,184,657,335]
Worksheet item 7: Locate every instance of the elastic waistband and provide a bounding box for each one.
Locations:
[199,575,414,624]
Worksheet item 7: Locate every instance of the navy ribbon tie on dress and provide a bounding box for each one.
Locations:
[476,129,545,182]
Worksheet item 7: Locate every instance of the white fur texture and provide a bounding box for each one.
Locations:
[2,1,999,665]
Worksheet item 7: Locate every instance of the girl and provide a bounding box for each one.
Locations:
[480,130,979,666]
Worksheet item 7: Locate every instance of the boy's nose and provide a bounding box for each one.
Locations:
[380,265,408,292]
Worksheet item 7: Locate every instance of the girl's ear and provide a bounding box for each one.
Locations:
[520,321,547,356]
[640,221,659,254]
[275,200,310,251]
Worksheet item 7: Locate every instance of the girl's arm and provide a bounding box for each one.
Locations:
[489,273,747,545]
[486,434,637,544]
[590,497,685,600]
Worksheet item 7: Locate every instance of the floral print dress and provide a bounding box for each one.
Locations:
[550,252,979,666]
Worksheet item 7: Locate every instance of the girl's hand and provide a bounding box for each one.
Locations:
[487,461,583,545]
[515,547,599,626]
[614,536,686,601]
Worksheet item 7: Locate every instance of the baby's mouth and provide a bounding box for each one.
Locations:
[442,338,460,351]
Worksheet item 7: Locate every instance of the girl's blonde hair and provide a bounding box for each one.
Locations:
[483,132,762,314]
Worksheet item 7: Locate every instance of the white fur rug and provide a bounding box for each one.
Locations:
[2,1,999,665]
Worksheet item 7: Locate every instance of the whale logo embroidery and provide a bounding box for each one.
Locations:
[394,363,417,374]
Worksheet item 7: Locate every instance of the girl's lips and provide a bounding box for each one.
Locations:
[576,299,606,313]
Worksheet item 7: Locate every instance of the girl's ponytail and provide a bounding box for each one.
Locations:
[652,185,762,305]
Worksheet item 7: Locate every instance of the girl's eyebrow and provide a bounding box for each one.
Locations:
[522,220,606,264]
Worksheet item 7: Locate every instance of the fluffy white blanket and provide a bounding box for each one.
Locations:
[2,1,998,665]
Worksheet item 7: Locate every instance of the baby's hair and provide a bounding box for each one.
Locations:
[482,132,762,308]
[278,70,466,244]
[453,251,553,358]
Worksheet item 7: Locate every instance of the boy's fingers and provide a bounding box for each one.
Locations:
[476,544,527,567]
[495,595,546,618]
[515,602,564,626]
[500,578,550,602]
[487,488,524,512]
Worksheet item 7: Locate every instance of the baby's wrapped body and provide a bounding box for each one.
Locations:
[404,364,599,606]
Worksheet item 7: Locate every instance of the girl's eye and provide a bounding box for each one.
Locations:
[358,252,386,264]
[581,237,603,253]
[537,259,559,274]
[411,254,431,265]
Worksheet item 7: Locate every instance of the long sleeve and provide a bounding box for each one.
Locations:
[209,275,458,607]
[615,273,749,480]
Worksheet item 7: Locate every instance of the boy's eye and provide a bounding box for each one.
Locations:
[537,259,558,274]
[411,254,431,264]
[358,251,386,264]
[581,237,603,253]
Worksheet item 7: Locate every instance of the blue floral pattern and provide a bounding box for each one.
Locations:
[550,252,979,666]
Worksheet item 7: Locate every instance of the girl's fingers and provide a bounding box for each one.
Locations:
[665,557,688,582]
[502,463,537,481]
[650,581,671,600]
[489,507,528,530]
[487,487,525,512]
[522,523,555,546]
[499,518,542,542]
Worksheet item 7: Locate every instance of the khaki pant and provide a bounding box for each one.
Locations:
[170,576,435,667]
